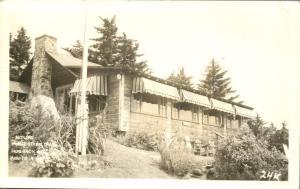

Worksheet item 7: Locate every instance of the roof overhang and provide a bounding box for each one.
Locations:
[9,81,30,94]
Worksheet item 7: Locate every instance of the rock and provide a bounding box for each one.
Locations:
[192,168,203,176]
[207,168,215,176]
[206,164,213,169]
[30,95,60,122]
[182,173,191,179]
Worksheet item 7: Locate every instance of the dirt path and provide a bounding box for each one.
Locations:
[74,140,172,178]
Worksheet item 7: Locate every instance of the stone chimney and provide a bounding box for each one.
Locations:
[30,35,57,98]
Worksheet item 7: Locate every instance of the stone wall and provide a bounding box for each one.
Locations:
[30,35,57,98]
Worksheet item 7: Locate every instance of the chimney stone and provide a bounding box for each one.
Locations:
[30,35,57,98]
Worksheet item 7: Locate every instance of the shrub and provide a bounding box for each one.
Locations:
[159,133,210,177]
[29,143,75,177]
[213,125,288,180]
[87,115,107,155]
[118,130,163,152]
[9,101,37,138]
[9,101,39,160]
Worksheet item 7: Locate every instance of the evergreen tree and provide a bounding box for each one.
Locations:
[117,33,151,74]
[9,27,31,81]
[270,121,289,153]
[167,67,193,88]
[261,122,277,147]
[198,59,239,101]
[247,113,267,139]
[63,40,84,59]
[66,16,150,74]
[89,16,120,66]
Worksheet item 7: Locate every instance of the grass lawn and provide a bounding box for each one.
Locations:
[74,139,171,178]
[9,139,214,179]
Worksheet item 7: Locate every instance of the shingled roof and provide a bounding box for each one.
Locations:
[46,51,101,68]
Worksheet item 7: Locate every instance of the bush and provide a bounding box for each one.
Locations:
[87,115,107,155]
[9,101,37,138]
[117,130,163,152]
[9,101,39,160]
[29,143,75,177]
[159,133,211,177]
[213,125,288,180]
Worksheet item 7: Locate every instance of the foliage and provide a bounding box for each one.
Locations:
[247,113,267,139]
[9,101,37,138]
[9,100,77,177]
[63,40,84,59]
[87,115,108,155]
[29,144,75,177]
[198,59,240,102]
[9,101,77,157]
[9,27,31,81]
[213,125,288,180]
[167,67,193,88]
[269,122,289,153]
[117,33,151,74]
[55,114,77,152]
[66,16,151,74]
[117,130,163,152]
[248,115,289,154]
[158,133,212,177]
[89,16,120,66]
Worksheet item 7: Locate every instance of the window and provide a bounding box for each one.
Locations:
[203,110,209,124]
[131,93,141,112]
[131,93,167,117]
[9,92,27,102]
[226,118,232,129]
[172,103,199,123]
[158,97,167,117]
[203,110,222,127]
[172,104,179,119]
[141,93,159,115]
[87,95,106,113]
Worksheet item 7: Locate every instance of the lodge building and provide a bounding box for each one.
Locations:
[11,35,254,141]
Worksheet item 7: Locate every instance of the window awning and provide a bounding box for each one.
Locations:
[211,99,235,114]
[132,77,180,100]
[9,81,30,94]
[180,89,211,108]
[234,105,254,119]
[69,75,108,96]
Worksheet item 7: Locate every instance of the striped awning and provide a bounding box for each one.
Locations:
[69,75,108,96]
[180,89,211,108]
[10,81,30,94]
[132,77,180,100]
[234,105,254,119]
[211,99,235,114]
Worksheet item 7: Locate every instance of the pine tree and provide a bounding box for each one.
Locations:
[66,16,151,74]
[63,40,84,59]
[270,121,289,153]
[198,59,239,101]
[9,27,31,81]
[117,33,151,74]
[247,113,266,139]
[167,67,193,88]
[89,16,120,66]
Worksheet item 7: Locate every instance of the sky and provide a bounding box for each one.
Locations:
[4,1,300,128]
